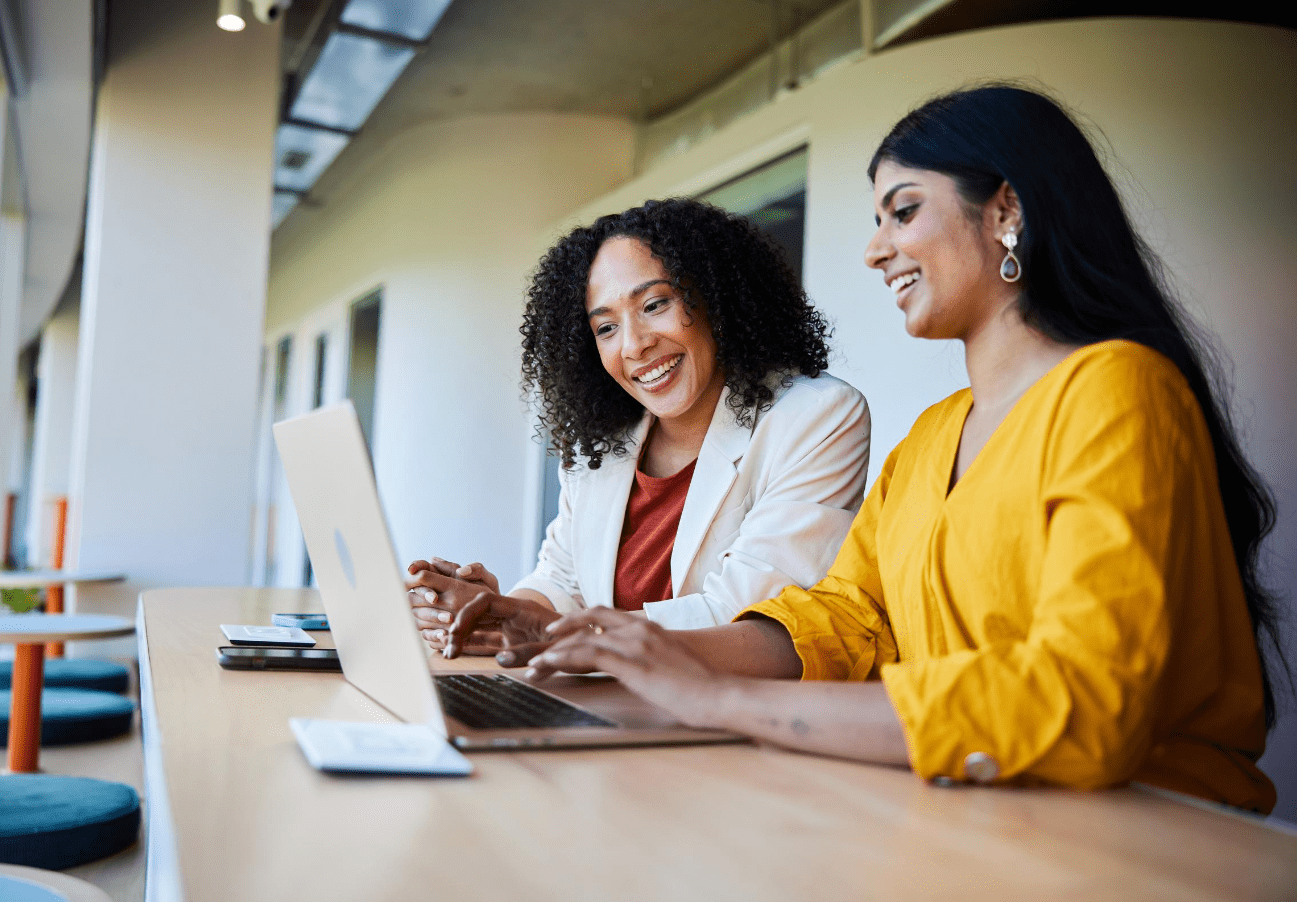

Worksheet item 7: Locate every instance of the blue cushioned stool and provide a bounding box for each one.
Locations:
[0,775,140,870]
[0,689,133,746]
[0,659,130,694]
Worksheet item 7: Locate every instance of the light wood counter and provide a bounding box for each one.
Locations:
[139,588,1297,902]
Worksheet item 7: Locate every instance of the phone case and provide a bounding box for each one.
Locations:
[272,612,330,630]
[216,646,342,671]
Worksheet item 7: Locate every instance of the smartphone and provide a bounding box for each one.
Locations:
[272,612,330,631]
[216,646,342,672]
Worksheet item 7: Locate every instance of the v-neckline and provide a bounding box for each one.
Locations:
[942,341,1107,500]
[944,355,1065,499]
[944,391,977,499]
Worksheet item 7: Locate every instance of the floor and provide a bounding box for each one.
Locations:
[30,658,147,902]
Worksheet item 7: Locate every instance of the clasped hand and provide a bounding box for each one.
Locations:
[406,558,559,665]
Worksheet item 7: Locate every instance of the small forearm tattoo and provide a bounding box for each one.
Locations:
[791,718,810,737]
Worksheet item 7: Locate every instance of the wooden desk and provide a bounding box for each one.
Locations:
[138,588,1297,902]
[0,612,135,772]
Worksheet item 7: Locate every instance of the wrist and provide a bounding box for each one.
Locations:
[690,674,744,731]
[516,599,561,641]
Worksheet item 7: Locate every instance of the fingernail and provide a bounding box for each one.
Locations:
[497,651,515,665]
[438,612,452,623]
[540,651,557,663]
[433,629,445,639]
[523,668,537,680]
[423,589,436,601]
[544,621,559,632]
[442,647,452,659]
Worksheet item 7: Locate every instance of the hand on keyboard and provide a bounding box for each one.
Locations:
[524,607,724,730]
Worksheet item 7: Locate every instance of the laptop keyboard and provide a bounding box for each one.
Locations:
[434,673,616,730]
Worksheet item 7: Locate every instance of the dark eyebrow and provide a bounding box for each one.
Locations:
[875,182,918,225]
[630,278,672,298]
[587,279,673,320]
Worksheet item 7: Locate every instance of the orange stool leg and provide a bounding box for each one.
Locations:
[2,492,14,567]
[46,497,69,658]
[45,586,64,657]
[7,643,46,773]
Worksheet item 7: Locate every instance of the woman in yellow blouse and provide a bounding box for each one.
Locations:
[495,86,1284,811]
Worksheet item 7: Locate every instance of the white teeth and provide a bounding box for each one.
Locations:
[889,272,919,293]
[634,356,681,384]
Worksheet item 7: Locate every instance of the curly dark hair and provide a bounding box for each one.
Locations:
[521,197,830,469]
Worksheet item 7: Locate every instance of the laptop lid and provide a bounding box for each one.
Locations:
[272,402,447,736]
[274,402,741,752]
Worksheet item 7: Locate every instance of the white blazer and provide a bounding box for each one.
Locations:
[511,373,870,629]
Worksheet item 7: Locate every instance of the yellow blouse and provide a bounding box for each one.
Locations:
[744,341,1274,812]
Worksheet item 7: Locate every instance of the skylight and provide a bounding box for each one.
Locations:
[339,0,452,41]
[273,0,449,229]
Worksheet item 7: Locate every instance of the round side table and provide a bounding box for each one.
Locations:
[0,863,112,901]
[0,570,124,590]
[0,613,134,773]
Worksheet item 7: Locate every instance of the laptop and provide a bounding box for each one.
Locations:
[272,401,741,751]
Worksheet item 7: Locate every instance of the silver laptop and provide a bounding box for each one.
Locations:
[272,401,740,751]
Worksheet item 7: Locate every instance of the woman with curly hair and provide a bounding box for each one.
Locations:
[515,86,1283,812]
[407,198,871,663]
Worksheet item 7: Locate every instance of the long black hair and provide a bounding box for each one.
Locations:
[522,198,830,469]
[868,84,1287,727]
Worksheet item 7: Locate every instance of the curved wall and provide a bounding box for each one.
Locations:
[267,18,1297,821]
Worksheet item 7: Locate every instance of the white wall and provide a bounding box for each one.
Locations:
[267,113,636,588]
[555,17,1297,823]
[65,1,279,644]
[0,210,24,500]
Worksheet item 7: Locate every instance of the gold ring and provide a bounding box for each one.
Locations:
[592,625,604,635]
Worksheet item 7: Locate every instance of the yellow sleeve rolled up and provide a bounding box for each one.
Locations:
[740,342,1273,812]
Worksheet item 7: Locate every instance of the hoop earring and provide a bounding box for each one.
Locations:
[999,231,1021,283]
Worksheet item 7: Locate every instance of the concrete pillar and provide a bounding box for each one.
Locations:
[23,291,79,567]
[0,207,26,562]
[0,83,23,553]
[65,1,279,643]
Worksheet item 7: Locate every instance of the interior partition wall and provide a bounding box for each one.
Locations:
[252,287,375,589]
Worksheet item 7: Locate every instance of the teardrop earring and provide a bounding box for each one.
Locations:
[999,231,1021,283]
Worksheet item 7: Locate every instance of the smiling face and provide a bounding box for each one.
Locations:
[585,236,726,434]
[864,160,1019,341]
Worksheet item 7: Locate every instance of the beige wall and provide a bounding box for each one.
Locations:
[266,17,1297,821]
[267,113,636,584]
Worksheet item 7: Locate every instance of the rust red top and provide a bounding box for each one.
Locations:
[613,459,697,611]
